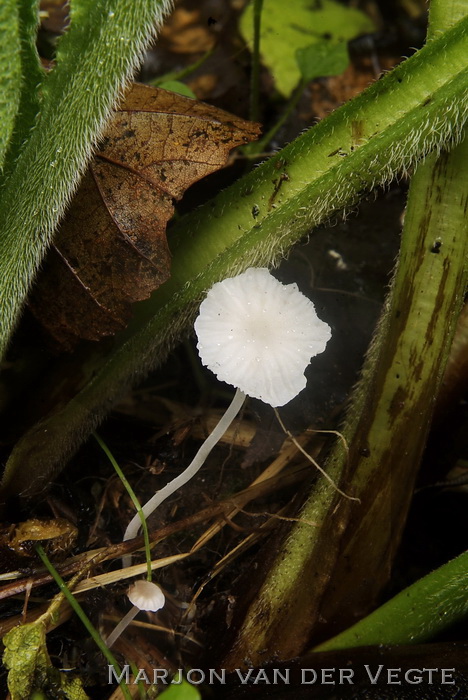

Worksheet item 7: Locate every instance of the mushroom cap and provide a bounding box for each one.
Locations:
[127,580,165,611]
[194,267,332,407]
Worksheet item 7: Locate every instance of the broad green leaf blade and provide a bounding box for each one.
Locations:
[240,0,374,96]
[0,0,174,358]
[0,0,22,173]
[296,39,349,82]
[2,0,43,175]
[3,623,49,699]
[3,620,89,700]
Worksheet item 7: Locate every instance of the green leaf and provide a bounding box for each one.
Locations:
[3,621,90,700]
[159,675,202,699]
[226,2,468,664]
[2,0,43,175]
[0,0,174,359]
[2,16,467,497]
[0,0,22,172]
[240,0,375,96]
[55,673,90,700]
[314,550,468,651]
[296,39,349,82]
[158,80,197,99]
[3,623,50,699]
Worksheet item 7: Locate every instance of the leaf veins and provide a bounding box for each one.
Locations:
[30,83,261,348]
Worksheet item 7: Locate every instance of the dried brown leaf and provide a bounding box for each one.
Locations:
[30,83,260,348]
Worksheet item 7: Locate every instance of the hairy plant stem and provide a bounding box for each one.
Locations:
[2,0,43,175]
[2,17,468,496]
[0,0,173,358]
[250,77,306,155]
[0,0,21,170]
[220,4,468,666]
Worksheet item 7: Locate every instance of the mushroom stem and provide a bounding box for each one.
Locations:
[122,388,246,565]
[105,604,139,648]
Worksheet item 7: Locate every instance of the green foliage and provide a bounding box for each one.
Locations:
[296,39,349,82]
[223,0,468,665]
[315,550,468,650]
[158,80,197,98]
[0,0,22,171]
[94,432,153,580]
[3,16,468,496]
[159,676,202,699]
[3,624,49,700]
[35,544,132,700]
[0,0,467,683]
[150,47,214,89]
[3,622,88,700]
[240,0,374,96]
[0,0,174,359]
[2,0,43,175]
[229,131,468,662]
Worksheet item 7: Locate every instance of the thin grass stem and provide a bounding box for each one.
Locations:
[94,432,153,582]
[250,0,264,122]
[35,545,132,700]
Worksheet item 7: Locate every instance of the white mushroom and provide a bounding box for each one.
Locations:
[195,267,331,407]
[105,580,165,648]
[122,268,331,558]
[127,579,165,610]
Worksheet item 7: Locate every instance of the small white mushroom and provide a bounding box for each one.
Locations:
[195,267,331,407]
[122,268,331,556]
[127,579,166,610]
[105,580,165,648]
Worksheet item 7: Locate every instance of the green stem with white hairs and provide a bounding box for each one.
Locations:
[0,0,173,358]
[0,0,22,171]
[2,16,468,497]
[2,0,43,175]
[221,0,468,667]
